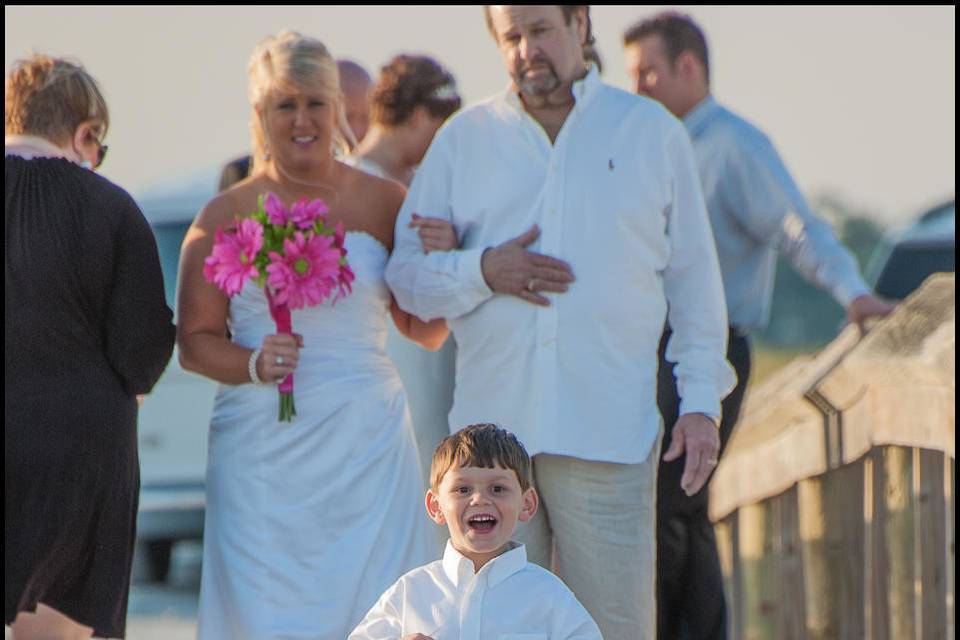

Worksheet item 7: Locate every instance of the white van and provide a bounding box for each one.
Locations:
[134,167,219,581]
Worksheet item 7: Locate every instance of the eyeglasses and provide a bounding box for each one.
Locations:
[87,131,108,169]
[93,140,109,169]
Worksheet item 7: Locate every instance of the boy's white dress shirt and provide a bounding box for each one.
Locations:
[348,541,603,640]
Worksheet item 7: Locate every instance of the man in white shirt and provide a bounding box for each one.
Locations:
[385,7,735,638]
[349,423,601,640]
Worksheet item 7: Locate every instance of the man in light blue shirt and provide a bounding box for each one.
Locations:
[623,12,895,640]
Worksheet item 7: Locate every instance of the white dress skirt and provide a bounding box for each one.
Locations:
[347,155,458,533]
[196,232,436,639]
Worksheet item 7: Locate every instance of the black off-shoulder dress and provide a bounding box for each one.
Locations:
[4,156,175,638]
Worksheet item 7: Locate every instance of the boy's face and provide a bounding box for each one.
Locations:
[426,463,538,570]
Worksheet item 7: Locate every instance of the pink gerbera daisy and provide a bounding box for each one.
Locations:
[289,197,330,230]
[203,217,263,296]
[265,232,344,309]
[264,192,291,226]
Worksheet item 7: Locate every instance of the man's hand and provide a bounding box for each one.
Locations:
[402,635,435,640]
[661,413,720,496]
[410,213,459,253]
[480,225,575,306]
[846,293,896,332]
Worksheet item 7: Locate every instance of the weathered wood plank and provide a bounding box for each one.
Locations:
[714,514,740,640]
[918,448,946,640]
[884,446,917,639]
[777,486,805,639]
[739,501,779,639]
[798,463,864,639]
[946,456,955,640]
[799,476,832,638]
[828,460,866,639]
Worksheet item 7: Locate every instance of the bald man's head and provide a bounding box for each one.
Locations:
[337,59,373,143]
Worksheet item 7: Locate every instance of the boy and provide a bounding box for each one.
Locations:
[349,423,603,639]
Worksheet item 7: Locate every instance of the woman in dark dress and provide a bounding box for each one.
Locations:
[4,54,175,639]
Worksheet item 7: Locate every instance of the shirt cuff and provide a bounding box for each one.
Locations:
[458,246,494,301]
[832,278,872,309]
[678,383,724,422]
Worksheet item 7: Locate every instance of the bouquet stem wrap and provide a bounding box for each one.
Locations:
[266,288,296,422]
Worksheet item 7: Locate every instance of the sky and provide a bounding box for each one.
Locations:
[5,5,955,224]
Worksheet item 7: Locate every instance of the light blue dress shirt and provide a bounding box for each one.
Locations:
[683,96,870,332]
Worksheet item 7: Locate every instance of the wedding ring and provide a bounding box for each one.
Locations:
[276,355,284,366]
[707,457,719,467]
[526,277,537,292]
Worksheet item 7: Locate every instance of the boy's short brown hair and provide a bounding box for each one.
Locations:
[430,424,533,492]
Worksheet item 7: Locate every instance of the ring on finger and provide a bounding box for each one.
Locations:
[526,277,537,292]
[706,457,719,466]
[276,355,284,366]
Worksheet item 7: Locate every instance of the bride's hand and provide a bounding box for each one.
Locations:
[256,333,303,383]
[410,213,459,253]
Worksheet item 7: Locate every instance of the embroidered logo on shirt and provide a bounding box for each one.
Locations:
[608,159,615,171]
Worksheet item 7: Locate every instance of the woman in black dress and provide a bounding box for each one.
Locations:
[5,54,175,639]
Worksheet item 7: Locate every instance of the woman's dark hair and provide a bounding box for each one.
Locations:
[370,55,461,127]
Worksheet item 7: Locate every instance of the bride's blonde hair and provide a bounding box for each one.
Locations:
[247,30,355,175]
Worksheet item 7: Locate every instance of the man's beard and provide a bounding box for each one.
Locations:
[515,59,561,97]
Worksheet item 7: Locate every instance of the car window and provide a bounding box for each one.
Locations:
[867,200,955,300]
[152,222,191,311]
[874,242,955,300]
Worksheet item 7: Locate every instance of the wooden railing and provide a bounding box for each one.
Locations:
[709,273,955,639]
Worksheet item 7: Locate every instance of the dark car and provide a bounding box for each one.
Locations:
[867,199,955,300]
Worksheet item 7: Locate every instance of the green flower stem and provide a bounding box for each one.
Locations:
[278,392,297,422]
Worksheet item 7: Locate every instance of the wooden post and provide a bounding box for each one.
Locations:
[946,456,955,640]
[777,486,805,639]
[917,448,947,639]
[826,459,866,639]
[799,461,865,639]
[874,446,917,639]
[864,453,876,639]
[739,501,779,639]
[715,513,741,640]
[799,476,832,638]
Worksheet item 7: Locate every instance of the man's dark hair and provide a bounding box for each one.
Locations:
[483,6,595,52]
[623,11,710,84]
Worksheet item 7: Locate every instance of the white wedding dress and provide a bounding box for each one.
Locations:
[196,231,436,639]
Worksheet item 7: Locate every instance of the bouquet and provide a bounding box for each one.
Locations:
[203,192,355,421]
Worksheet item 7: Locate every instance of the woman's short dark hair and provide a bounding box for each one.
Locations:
[370,55,461,127]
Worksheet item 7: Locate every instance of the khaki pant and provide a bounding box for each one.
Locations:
[513,437,662,640]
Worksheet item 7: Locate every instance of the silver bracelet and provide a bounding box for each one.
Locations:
[248,347,265,385]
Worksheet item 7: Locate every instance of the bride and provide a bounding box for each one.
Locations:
[177,30,445,639]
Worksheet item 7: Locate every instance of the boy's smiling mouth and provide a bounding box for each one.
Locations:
[466,514,498,533]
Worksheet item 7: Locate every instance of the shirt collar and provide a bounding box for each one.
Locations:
[503,62,603,117]
[682,94,720,138]
[4,134,71,160]
[441,540,528,588]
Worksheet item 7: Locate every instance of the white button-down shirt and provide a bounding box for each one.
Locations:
[385,66,735,464]
[348,541,602,640]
